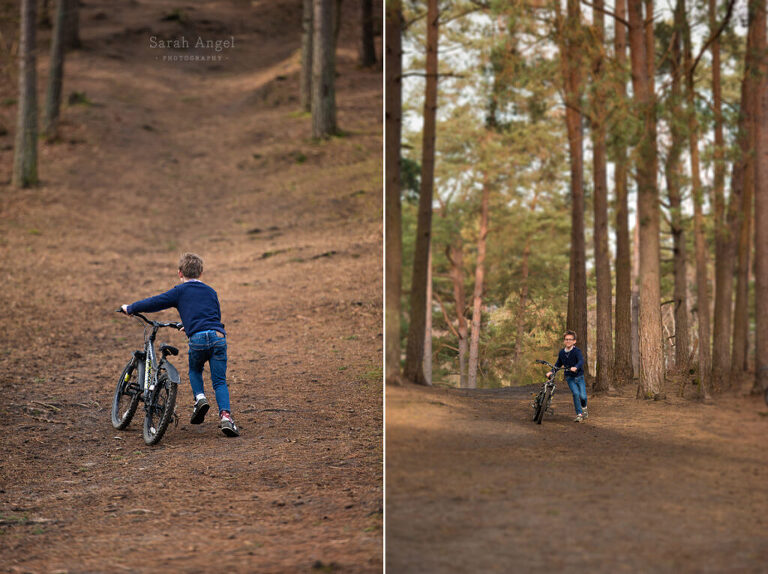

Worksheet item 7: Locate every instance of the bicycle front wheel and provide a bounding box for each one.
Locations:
[535,388,552,424]
[143,373,177,445]
[111,359,141,430]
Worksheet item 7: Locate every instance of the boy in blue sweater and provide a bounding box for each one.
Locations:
[121,253,239,437]
[547,330,588,423]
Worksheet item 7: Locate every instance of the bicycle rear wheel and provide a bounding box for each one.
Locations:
[111,359,141,430]
[143,373,177,445]
[535,388,552,424]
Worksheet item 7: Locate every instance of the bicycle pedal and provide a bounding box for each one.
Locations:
[173,410,179,427]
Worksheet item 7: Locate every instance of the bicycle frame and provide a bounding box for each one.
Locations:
[129,313,182,398]
[113,309,183,444]
[532,359,566,423]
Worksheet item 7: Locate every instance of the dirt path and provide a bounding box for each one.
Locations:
[0,1,382,572]
[386,383,768,573]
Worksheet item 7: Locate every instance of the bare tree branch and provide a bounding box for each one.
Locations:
[434,291,460,339]
[581,0,630,28]
[401,71,466,79]
[690,0,737,77]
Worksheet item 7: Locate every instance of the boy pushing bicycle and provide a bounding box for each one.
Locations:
[547,330,588,423]
[121,253,239,437]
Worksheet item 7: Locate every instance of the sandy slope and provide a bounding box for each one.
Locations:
[0,1,382,571]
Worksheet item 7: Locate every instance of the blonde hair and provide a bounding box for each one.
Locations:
[179,253,203,279]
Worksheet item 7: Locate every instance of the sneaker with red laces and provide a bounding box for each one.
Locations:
[219,411,240,437]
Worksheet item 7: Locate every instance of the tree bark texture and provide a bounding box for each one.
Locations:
[613,0,634,385]
[721,3,758,387]
[628,0,665,398]
[667,0,690,375]
[753,0,768,394]
[44,0,66,141]
[711,0,732,391]
[12,0,38,189]
[360,0,376,67]
[63,0,79,50]
[300,0,313,112]
[591,0,613,392]
[403,0,438,385]
[467,177,490,389]
[449,241,469,388]
[559,0,589,380]
[312,0,337,138]
[424,248,433,385]
[385,0,403,385]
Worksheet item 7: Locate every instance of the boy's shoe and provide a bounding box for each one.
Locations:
[582,406,588,419]
[190,397,210,424]
[574,413,583,423]
[220,411,240,437]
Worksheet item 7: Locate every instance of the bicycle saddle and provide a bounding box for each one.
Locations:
[160,344,179,356]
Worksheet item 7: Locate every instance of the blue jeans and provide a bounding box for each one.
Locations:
[188,330,230,414]
[567,375,587,415]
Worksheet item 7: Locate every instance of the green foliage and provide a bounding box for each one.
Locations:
[67,92,92,106]
[400,0,753,388]
[400,157,421,203]
[400,2,574,387]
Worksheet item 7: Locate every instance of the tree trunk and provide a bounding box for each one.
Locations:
[613,0,634,385]
[628,0,665,399]
[63,0,80,51]
[449,241,469,388]
[722,3,758,388]
[12,0,38,189]
[360,0,376,67]
[467,177,490,389]
[515,192,539,374]
[754,0,768,394]
[667,0,690,375]
[43,0,66,141]
[300,0,313,113]
[710,0,731,391]
[40,0,51,28]
[732,169,753,379]
[631,219,641,378]
[424,248,433,385]
[403,0,438,386]
[558,0,589,380]
[683,0,712,398]
[312,0,337,139]
[385,0,403,385]
[591,0,613,393]
[333,0,343,51]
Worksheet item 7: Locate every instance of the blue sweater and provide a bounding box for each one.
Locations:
[555,346,584,378]
[127,280,225,337]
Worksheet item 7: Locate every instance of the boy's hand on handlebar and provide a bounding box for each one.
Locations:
[546,371,552,378]
[120,305,130,315]
[570,367,577,372]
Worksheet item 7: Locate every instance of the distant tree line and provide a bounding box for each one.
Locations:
[387,0,768,402]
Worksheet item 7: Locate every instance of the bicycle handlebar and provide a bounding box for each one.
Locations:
[116,308,183,330]
[535,359,573,380]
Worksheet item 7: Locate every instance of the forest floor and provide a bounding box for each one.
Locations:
[0,0,382,572]
[387,380,768,573]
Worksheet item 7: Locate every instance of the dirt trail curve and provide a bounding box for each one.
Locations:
[0,1,382,572]
[387,383,768,573]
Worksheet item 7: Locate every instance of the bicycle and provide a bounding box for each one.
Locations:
[531,359,567,424]
[111,309,184,445]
